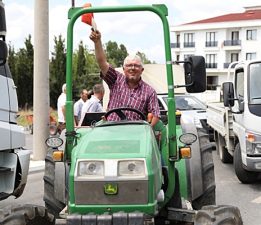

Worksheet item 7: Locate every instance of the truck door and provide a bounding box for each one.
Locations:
[0,64,11,150]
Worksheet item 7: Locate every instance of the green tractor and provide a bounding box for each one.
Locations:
[0,4,243,225]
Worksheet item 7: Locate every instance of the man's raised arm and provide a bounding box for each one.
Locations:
[89,30,109,75]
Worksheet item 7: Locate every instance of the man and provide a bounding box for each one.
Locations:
[57,83,66,133]
[89,30,160,127]
[74,89,89,126]
[79,84,105,126]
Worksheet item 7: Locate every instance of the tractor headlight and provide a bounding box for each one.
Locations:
[78,161,104,177]
[118,160,145,177]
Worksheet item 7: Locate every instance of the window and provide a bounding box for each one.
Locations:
[231,53,239,62]
[176,34,180,44]
[206,54,217,68]
[246,29,257,40]
[184,54,193,60]
[249,62,261,104]
[246,53,256,60]
[184,33,195,47]
[207,76,218,90]
[235,69,244,99]
[206,32,217,47]
[231,31,239,40]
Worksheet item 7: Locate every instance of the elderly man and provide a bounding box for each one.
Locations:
[89,30,160,127]
[74,89,89,126]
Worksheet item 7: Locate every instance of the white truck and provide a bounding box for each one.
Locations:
[207,60,261,183]
[0,0,30,200]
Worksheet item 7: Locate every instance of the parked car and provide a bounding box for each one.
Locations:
[157,93,211,134]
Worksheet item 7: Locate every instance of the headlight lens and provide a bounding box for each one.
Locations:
[118,160,145,176]
[78,161,104,177]
[45,137,63,148]
[246,132,261,155]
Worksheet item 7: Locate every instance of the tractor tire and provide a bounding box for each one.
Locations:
[234,143,258,184]
[43,149,66,217]
[0,204,55,225]
[194,205,243,225]
[216,133,233,164]
[192,129,216,210]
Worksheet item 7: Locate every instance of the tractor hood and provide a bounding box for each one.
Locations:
[73,123,157,160]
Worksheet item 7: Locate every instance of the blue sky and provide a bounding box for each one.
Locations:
[4,0,261,63]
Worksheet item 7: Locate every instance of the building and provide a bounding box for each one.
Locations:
[171,6,261,91]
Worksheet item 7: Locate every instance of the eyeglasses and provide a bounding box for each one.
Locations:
[125,64,142,69]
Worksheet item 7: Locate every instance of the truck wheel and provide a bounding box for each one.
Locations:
[192,129,216,210]
[216,133,233,163]
[194,205,243,225]
[0,204,55,225]
[234,143,258,184]
[43,149,66,217]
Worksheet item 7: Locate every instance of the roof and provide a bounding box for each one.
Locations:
[184,7,261,25]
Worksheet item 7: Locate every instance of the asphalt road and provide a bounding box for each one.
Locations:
[1,134,261,224]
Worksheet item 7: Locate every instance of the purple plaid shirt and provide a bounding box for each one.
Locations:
[101,66,160,121]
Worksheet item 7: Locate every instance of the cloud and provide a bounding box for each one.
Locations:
[5,3,33,48]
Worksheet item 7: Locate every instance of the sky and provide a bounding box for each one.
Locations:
[4,0,261,63]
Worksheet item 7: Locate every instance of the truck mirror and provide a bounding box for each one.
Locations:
[0,40,7,66]
[223,82,235,107]
[184,56,206,93]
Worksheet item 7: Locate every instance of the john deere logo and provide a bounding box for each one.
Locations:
[104,183,118,195]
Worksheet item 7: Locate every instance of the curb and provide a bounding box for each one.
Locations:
[29,160,45,174]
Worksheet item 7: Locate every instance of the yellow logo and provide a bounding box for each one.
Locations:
[104,183,118,195]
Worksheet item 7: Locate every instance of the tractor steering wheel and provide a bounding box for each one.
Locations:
[104,107,146,121]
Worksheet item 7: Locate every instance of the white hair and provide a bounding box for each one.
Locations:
[123,54,143,67]
[62,83,66,93]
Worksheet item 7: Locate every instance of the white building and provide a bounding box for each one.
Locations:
[170,6,261,91]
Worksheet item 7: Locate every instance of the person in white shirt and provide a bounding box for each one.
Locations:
[57,83,66,133]
[79,84,105,126]
[74,89,89,126]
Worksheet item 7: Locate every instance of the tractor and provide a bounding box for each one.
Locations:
[0,3,243,225]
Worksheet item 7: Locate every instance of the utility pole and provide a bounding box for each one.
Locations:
[33,0,49,160]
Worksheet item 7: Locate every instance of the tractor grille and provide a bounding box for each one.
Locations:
[74,180,148,205]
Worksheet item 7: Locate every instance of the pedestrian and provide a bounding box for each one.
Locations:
[79,84,105,125]
[89,29,160,127]
[74,89,89,126]
[57,83,66,133]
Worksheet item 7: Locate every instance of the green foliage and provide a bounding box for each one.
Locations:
[8,35,34,108]
[105,41,128,67]
[7,34,153,109]
[136,51,153,64]
[49,35,66,108]
[72,41,101,100]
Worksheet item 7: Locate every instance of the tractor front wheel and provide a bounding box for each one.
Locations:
[194,205,243,225]
[0,204,55,225]
[43,149,66,217]
[192,129,216,209]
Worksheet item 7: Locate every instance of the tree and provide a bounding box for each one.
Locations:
[72,42,101,100]
[105,41,128,67]
[49,35,66,108]
[14,35,34,108]
[7,44,17,84]
[136,51,153,64]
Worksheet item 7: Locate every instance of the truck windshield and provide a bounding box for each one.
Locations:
[249,62,261,104]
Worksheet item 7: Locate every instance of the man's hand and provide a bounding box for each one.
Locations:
[89,29,101,43]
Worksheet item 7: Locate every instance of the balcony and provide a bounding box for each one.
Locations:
[206,63,217,69]
[184,42,195,48]
[223,40,241,46]
[171,43,180,48]
[223,63,237,69]
[205,41,218,47]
